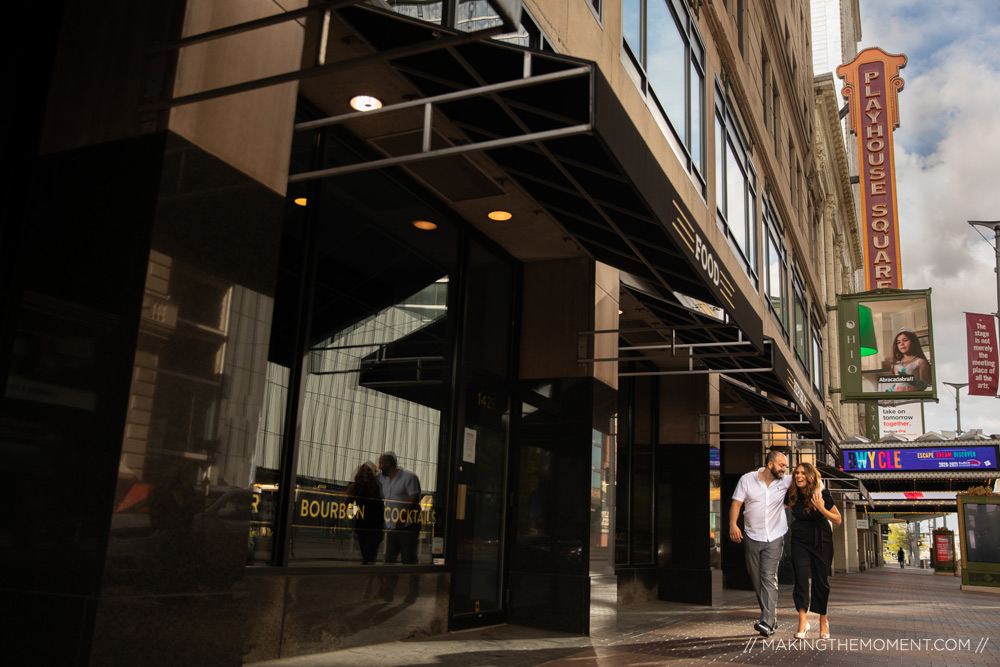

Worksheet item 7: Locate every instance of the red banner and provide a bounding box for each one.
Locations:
[966,312,999,396]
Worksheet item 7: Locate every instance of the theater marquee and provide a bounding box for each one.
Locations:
[837,48,907,290]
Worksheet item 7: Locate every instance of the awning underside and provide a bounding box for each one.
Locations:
[334,5,727,317]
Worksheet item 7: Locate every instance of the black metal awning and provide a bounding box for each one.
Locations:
[148,4,822,420]
[283,5,765,353]
[719,377,822,437]
[609,279,824,439]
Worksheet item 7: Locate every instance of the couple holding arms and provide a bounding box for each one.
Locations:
[730,451,842,639]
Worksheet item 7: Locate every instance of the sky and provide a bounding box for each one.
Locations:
[855,0,1000,436]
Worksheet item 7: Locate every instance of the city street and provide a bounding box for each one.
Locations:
[252,566,999,666]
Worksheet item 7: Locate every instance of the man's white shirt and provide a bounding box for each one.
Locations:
[732,468,792,542]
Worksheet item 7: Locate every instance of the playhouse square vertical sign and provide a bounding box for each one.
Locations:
[966,313,999,396]
[838,48,907,290]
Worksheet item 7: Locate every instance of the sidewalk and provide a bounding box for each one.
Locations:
[249,567,1000,666]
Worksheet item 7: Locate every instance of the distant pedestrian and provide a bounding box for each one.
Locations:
[729,450,791,637]
[897,547,905,569]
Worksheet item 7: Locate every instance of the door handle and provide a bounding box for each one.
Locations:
[456,483,467,520]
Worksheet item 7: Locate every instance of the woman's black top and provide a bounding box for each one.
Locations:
[347,481,384,533]
[786,488,835,547]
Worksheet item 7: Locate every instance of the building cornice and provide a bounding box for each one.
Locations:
[814,73,863,267]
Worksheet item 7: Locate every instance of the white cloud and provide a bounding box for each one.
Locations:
[858,1,1000,435]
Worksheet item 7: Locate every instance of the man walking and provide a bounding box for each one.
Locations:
[729,450,791,637]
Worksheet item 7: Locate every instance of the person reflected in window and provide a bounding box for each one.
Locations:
[346,461,383,565]
[786,463,841,640]
[883,329,930,392]
[377,451,422,565]
[376,451,422,603]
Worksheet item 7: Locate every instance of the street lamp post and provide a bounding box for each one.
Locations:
[968,221,1000,317]
[943,382,968,434]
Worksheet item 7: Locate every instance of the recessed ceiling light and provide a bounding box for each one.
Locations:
[350,95,382,112]
[412,220,437,230]
[488,210,512,221]
[293,197,308,206]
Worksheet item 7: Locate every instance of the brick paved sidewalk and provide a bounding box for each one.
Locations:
[250,567,1000,666]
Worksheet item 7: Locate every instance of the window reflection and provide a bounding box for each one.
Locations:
[622,0,641,56]
[456,0,502,33]
[382,0,444,25]
[252,280,449,566]
[647,1,686,142]
[620,0,705,176]
[716,87,757,282]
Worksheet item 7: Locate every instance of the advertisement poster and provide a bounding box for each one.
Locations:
[837,290,937,401]
[966,312,999,396]
[935,533,953,563]
[877,402,924,439]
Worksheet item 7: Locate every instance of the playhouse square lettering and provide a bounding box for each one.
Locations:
[860,63,898,289]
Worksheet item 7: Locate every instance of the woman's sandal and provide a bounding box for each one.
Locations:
[820,624,831,639]
[794,622,811,639]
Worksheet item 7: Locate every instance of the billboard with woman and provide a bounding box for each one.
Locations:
[837,289,937,401]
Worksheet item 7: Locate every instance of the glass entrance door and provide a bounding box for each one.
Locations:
[448,238,515,629]
[449,378,509,628]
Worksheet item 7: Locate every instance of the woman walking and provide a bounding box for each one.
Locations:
[786,462,841,639]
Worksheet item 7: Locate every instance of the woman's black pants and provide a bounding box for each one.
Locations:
[791,534,833,615]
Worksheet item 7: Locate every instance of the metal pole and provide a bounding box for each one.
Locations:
[968,221,1000,317]
[943,382,968,434]
[957,391,962,433]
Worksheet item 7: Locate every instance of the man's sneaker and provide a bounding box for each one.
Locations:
[753,621,771,637]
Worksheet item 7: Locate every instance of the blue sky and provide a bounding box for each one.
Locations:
[858,0,1000,435]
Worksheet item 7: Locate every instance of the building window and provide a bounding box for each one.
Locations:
[491,6,556,51]
[386,0,444,25]
[715,83,757,283]
[772,85,780,149]
[762,46,771,130]
[586,0,602,22]
[621,0,706,176]
[387,2,555,51]
[763,199,787,333]
[791,266,808,368]
[811,321,824,393]
[736,0,744,56]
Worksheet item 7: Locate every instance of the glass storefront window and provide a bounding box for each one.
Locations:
[249,122,464,567]
[288,278,448,565]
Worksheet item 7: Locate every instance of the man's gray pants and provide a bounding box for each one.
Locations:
[744,535,784,629]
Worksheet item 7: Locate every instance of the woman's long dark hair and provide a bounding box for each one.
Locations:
[346,462,378,498]
[892,331,928,362]
[788,462,822,513]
